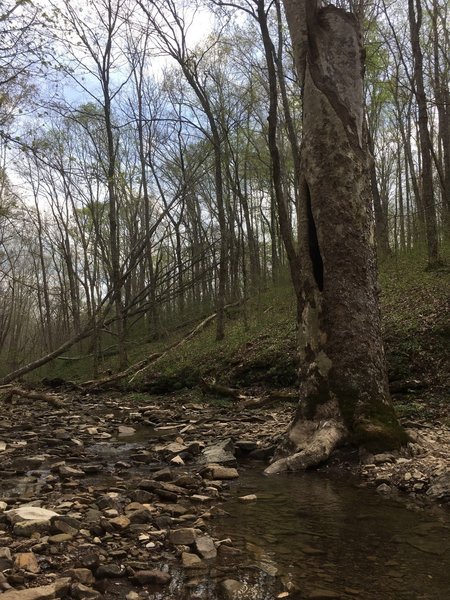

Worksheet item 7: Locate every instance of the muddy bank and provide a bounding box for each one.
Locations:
[0,390,450,599]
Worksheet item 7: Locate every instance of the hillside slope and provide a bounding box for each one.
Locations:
[41,254,449,419]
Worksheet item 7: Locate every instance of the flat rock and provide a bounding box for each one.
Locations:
[191,494,213,503]
[206,465,239,480]
[238,494,257,503]
[181,552,204,568]
[300,545,326,556]
[0,578,71,600]
[427,473,450,500]
[156,503,187,516]
[70,583,102,599]
[201,439,235,464]
[96,564,126,578]
[48,533,73,543]
[14,520,53,537]
[131,570,171,585]
[6,506,59,525]
[0,441,6,452]
[65,568,95,586]
[51,515,81,534]
[59,465,85,478]
[109,516,130,530]
[306,589,342,599]
[164,442,188,454]
[195,535,217,560]
[117,425,136,436]
[169,527,197,545]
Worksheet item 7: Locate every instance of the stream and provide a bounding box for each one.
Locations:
[208,470,450,599]
[1,396,450,599]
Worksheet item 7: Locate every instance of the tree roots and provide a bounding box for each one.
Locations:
[264,418,348,474]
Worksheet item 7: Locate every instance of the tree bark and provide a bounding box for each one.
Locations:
[408,0,440,267]
[267,1,406,474]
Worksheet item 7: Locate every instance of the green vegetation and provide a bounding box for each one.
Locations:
[36,251,449,426]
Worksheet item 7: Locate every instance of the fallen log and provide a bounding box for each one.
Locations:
[199,378,247,400]
[82,299,244,390]
[0,386,63,408]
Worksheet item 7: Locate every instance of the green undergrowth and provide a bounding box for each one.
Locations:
[379,249,450,421]
[134,284,299,393]
[37,251,449,421]
[380,254,449,378]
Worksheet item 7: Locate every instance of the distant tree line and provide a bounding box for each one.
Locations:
[0,0,448,379]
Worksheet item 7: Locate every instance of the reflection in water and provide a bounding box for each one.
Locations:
[208,471,450,600]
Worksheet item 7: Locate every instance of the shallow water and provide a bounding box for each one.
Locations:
[207,470,450,599]
[3,421,450,599]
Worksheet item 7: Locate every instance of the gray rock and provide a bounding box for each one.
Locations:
[127,508,154,524]
[376,483,392,494]
[201,439,235,464]
[13,520,53,537]
[84,509,103,523]
[51,515,81,534]
[0,547,12,570]
[427,473,450,500]
[195,535,217,560]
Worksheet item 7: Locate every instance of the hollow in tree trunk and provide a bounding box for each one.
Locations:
[266,1,407,474]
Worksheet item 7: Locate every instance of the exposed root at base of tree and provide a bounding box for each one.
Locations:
[0,386,63,408]
[264,418,348,474]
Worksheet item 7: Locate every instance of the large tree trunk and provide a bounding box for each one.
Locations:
[267,1,406,474]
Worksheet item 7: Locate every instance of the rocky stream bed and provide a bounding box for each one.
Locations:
[1,390,450,600]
